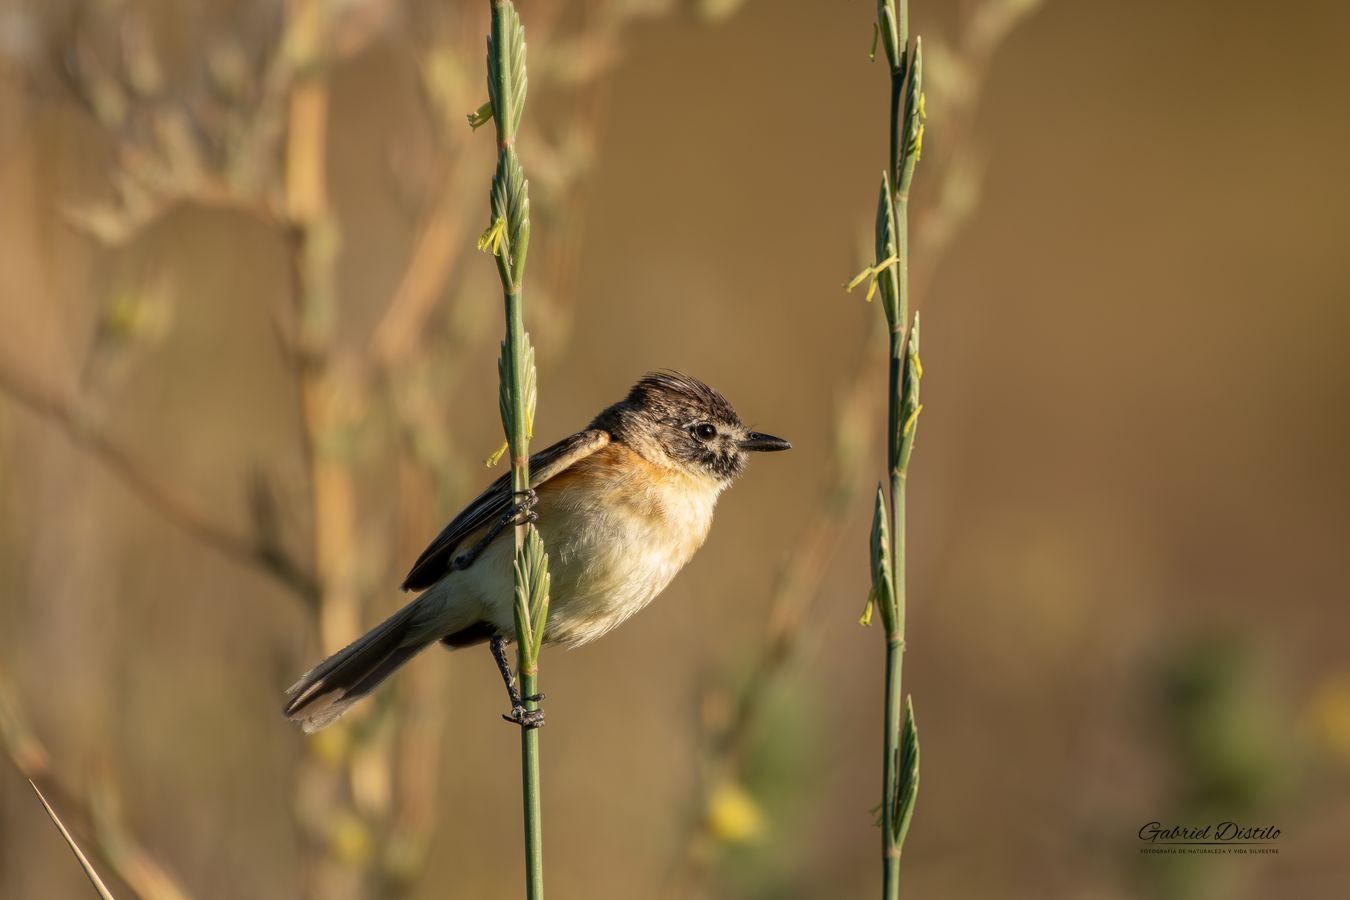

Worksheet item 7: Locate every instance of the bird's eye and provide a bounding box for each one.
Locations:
[692,423,717,441]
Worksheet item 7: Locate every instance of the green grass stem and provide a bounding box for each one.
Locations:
[869,1,925,895]
[483,1,548,896]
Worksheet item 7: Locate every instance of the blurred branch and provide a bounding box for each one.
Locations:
[0,359,318,605]
[45,0,399,247]
[9,4,715,898]
[283,0,358,660]
[48,6,280,245]
[29,780,118,900]
[679,0,1041,888]
[277,4,378,899]
[1,680,191,900]
[369,177,465,368]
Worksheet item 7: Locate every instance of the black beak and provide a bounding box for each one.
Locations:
[740,431,792,452]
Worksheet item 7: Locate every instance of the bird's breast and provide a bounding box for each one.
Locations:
[530,444,721,645]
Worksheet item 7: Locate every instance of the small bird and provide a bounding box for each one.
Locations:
[283,371,790,732]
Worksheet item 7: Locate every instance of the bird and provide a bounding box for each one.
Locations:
[283,371,791,732]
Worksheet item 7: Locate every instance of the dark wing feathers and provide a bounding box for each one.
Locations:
[399,429,611,591]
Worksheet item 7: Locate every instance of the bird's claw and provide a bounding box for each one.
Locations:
[502,690,546,728]
[503,705,546,729]
[490,634,546,729]
[453,491,539,571]
[503,489,539,528]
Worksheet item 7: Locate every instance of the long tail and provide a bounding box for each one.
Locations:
[283,600,434,733]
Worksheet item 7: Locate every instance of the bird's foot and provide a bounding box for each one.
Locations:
[503,697,546,729]
[503,488,539,527]
[490,636,546,728]
[451,490,539,570]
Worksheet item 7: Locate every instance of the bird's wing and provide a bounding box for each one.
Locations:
[399,428,611,591]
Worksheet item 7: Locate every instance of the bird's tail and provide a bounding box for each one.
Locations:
[283,599,433,733]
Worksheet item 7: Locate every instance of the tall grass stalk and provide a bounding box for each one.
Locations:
[681,7,1036,891]
[857,0,926,894]
[481,1,550,896]
[29,781,117,900]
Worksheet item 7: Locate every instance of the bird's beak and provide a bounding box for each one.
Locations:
[740,431,792,452]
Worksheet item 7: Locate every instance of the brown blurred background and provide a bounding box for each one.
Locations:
[2,1,1348,898]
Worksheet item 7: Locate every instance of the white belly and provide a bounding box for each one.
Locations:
[439,462,721,647]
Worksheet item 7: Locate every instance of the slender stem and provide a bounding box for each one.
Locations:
[505,284,544,900]
[518,665,543,899]
[679,9,1033,884]
[487,1,545,895]
[881,636,903,890]
[882,244,905,896]
[1,681,191,900]
[29,781,116,900]
[882,259,906,899]
[882,1,911,895]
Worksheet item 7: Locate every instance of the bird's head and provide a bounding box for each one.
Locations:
[598,371,791,485]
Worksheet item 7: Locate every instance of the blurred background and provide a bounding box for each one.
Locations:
[2,0,1348,898]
